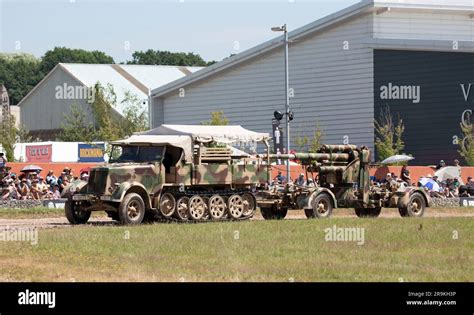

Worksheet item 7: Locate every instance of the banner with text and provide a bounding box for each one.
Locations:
[78,143,105,162]
[26,144,52,163]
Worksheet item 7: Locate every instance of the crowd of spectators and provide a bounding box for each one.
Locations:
[1,167,89,201]
[371,159,473,198]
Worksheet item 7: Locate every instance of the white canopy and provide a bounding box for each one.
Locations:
[114,125,269,163]
[139,124,270,143]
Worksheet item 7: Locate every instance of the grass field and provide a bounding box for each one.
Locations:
[0,207,64,219]
[0,211,472,282]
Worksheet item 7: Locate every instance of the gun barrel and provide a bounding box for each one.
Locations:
[266,153,350,162]
[320,144,357,153]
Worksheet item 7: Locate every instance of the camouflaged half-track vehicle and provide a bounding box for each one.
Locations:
[257,144,431,219]
[62,125,271,225]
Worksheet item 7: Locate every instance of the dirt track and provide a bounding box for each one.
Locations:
[0,208,473,230]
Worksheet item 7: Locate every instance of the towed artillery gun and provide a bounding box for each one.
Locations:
[257,145,431,219]
[63,125,271,225]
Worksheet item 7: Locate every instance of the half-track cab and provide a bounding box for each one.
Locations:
[63,125,271,225]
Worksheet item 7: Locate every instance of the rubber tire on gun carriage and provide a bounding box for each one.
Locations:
[305,193,333,219]
[354,207,382,218]
[260,204,288,220]
[398,192,426,217]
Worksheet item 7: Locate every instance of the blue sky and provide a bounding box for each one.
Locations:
[0,0,360,63]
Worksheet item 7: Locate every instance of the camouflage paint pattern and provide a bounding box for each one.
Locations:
[89,164,163,199]
[175,164,192,185]
[320,144,357,153]
[193,164,232,185]
[232,163,268,184]
[60,179,88,198]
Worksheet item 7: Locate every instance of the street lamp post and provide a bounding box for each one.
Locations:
[272,24,290,180]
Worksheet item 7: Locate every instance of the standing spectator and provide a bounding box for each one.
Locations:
[0,153,7,167]
[400,165,412,186]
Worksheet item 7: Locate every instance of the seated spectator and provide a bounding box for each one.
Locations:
[468,176,474,188]
[400,165,411,186]
[46,170,58,187]
[436,160,446,170]
[17,178,29,200]
[382,173,398,190]
[0,153,7,167]
[1,184,10,200]
[59,178,70,193]
[9,181,19,200]
[57,172,67,187]
[51,185,61,200]
[443,178,460,198]
[273,171,287,185]
[30,179,41,200]
[296,173,306,186]
[80,172,89,181]
[459,177,474,197]
[63,167,74,181]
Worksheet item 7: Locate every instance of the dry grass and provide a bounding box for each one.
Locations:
[0,214,472,282]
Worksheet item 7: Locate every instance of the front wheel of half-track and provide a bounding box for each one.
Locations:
[65,200,91,224]
[118,193,146,225]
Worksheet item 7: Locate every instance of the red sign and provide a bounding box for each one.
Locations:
[26,144,52,162]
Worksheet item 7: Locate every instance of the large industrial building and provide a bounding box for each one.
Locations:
[149,0,474,165]
[19,63,203,140]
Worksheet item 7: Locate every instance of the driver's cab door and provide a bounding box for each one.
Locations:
[162,145,187,184]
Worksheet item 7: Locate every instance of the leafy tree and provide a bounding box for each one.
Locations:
[0,113,17,161]
[202,111,229,126]
[120,91,149,136]
[458,121,474,166]
[374,107,405,161]
[59,84,149,144]
[58,103,96,142]
[0,53,43,105]
[128,49,216,66]
[16,124,33,143]
[40,47,114,74]
[295,122,324,153]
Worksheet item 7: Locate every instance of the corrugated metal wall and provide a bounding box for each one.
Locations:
[19,67,94,133]
[158,14,375,152]
[374,10,474,41]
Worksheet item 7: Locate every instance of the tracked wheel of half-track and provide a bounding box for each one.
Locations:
[161,190,255,222]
